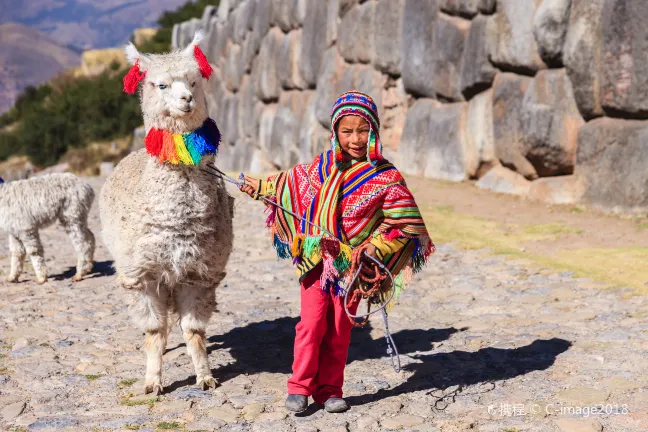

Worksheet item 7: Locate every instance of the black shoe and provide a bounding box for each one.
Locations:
[324,397,349,413]
[285,394,308,412]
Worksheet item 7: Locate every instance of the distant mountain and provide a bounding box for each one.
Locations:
[0,23,81,114]
[0,0,189,51]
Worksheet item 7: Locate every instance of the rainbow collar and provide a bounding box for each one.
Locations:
[144,118,221,165]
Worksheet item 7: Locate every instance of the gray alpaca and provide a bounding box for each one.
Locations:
[99,31,234,395]
[0,173,95,284]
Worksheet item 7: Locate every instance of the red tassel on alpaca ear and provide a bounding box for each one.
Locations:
[194,45,213,79]
[123,59,146,94]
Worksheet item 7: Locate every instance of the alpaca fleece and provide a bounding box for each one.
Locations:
[0,173,95,284]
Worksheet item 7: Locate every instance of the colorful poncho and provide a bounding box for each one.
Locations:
[259,150,434,298]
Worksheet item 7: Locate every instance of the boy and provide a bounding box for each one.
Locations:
[240,91,433,413]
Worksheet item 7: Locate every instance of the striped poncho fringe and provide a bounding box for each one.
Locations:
[264,150,433,298]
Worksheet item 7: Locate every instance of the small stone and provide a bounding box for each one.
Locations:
[356,415,379,430]
[12,338,28,351]
[555,418,603,432]
[154,400,193,412]
[557,387,610,405]
[256,411,287,421]
[1,401,26,421]
[207,405,239,423]
[242,403,264,420]
[381,414,425,429]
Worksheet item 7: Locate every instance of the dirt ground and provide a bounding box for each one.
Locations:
[0,175,647,432]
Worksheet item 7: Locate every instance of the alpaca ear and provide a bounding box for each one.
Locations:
[124,42,151,69]
[123,43,150,94]
[183,30,213,79]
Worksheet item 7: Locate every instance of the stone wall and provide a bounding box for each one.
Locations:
[173,0,648,214]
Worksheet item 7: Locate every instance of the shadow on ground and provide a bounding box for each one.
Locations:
[165,316,571,404]
[51,260,115,281]
[346,337,572,406]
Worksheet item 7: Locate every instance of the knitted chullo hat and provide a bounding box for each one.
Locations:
[330,90,383,168]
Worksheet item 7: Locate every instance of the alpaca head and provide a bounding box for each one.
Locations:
[124,31,213,134]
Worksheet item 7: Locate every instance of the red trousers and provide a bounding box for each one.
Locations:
[287,264,359,404]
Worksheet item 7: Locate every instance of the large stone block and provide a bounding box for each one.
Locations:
[292,0,307,27]
[532,0,572,65]
[527,175,584,204]
[399,99,474,182]
[337,2,375,64]
[299,0,329,87]
[250,0,272,54]
[399,99,443,176]
[401,0,439,98]
[440,0,495,18]
[218,138,255,172]
[298,93,331,162]
[239,0,256,31]
[489,0,547,73]
[177,18,200,49]
[240,33,256,74]
[326,0,340,46]
[476,165,532,196]
[223,93,240,146]
[479,0,496,13]
[520,69,585,176]
[492,72,536,179]
[314,47,348,128]
[224,42,242,92]
[460,14,497,99]
[237,75,259,139]
[272,0,299,32]
[258,103,279,154]
[465,88,496,178]
[217,0,230,21]
[423,102,471,181]
[576,117,648,212]
[339,0,362,17]
[270,91,312,168]
[563,0,604,120]
[277,30,307,90]
[331,64,386,116]
[600,0,648,118]
[255,28,285,102]
[200,6,217,34]
[381,79,409,151]
[431,14,471,101]
[206,18,223,64]
[373,0,405,76]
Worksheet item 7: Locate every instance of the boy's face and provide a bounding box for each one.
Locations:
[337,115,370,159]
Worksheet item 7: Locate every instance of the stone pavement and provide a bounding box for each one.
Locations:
[1,177,647,432]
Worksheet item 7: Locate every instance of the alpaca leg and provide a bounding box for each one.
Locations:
[62,220,95,281]
[7,234,26,283]
[20,230,47,284]
[174,278,221,389]
[126,285,169,395]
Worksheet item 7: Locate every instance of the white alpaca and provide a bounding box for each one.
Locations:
[99,31,234,395]
[0,173,95,284]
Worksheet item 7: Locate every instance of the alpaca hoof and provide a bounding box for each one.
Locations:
[6,275,19,283]
[72,274,83,282]
[198,376,219,390]
[36,277,48,285]
[144,383,164,396]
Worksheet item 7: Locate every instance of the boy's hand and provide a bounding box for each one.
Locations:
[355,243,379,278]
[240,175,260,198]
